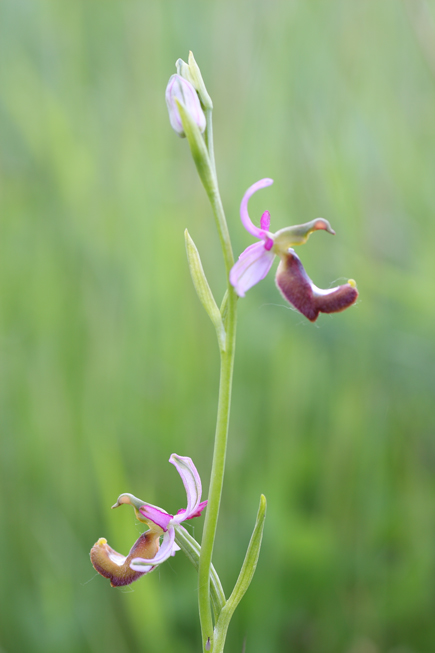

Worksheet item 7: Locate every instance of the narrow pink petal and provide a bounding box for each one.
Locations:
[276,250,358,322]
[240,179,274,238]
[230,241,275,297]
[176,499,208,520]
[264,237,274,251]
[130,528,176,569]
[187,499,208,519]
[138,504,173,531]
[169,454,202,523]
[171,542,181,556]
[260,211,271,231]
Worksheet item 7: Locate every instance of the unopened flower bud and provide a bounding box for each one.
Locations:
[165,74,206,137]
[175,53,213,110]
[176,57,191,81]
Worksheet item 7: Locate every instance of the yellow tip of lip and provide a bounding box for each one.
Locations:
[348,279,357,288]
[97,538,107,546]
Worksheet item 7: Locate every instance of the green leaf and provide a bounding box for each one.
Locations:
[214,495,267,650]
[220,289,229,322]
[185,229,226,352]
[226,494,267,613]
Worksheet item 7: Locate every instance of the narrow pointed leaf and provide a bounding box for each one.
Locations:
[223,495,266,618]
[185,229,226,351]
[220,289,229,321]
[213,496,267,651]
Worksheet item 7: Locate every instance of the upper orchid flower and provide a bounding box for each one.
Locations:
[230,179,358,321]
[165,74,206,137]
[90,454,207,586]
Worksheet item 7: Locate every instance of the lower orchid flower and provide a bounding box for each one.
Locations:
[90,454,207,587]
[229,178,358,321]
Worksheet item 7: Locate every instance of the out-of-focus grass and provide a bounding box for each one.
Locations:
[1,1,435,652]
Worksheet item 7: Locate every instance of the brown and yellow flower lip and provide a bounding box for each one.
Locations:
[90,531,160,587]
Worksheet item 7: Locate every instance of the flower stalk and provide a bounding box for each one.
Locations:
[177,86,239,652]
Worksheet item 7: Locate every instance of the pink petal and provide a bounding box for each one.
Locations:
[138,504,173,531]
[260,211,271,231]
[130,527,176,569]
[240,179,274,238]
[176,499,208,520]
[169,454,203,523]
[230,241,275,297]
[276,250,358,322]
[171,542,181,557]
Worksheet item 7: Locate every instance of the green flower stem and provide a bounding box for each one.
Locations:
[174,526,225,621]
[198,300,237,651]
[193,109,238,652]
[180,100,239,651]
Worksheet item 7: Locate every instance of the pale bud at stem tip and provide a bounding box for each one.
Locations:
[165,74,206,136]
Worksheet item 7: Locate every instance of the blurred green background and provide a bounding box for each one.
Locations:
[1,1,435,652]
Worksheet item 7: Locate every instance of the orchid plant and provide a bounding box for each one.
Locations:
[90,52,358,652]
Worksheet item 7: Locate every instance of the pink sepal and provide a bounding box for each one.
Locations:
[130,528,176,569]
[240,178,274,238]
[230,241,275,297]
[176,499,208,521]
[169,454,203,523]
[260,211,271,231]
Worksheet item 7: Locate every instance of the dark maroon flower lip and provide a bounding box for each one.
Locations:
[276,250,358,322]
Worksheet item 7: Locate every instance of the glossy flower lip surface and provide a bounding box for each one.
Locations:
[90,532,159,587]
[276,250,358,321]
